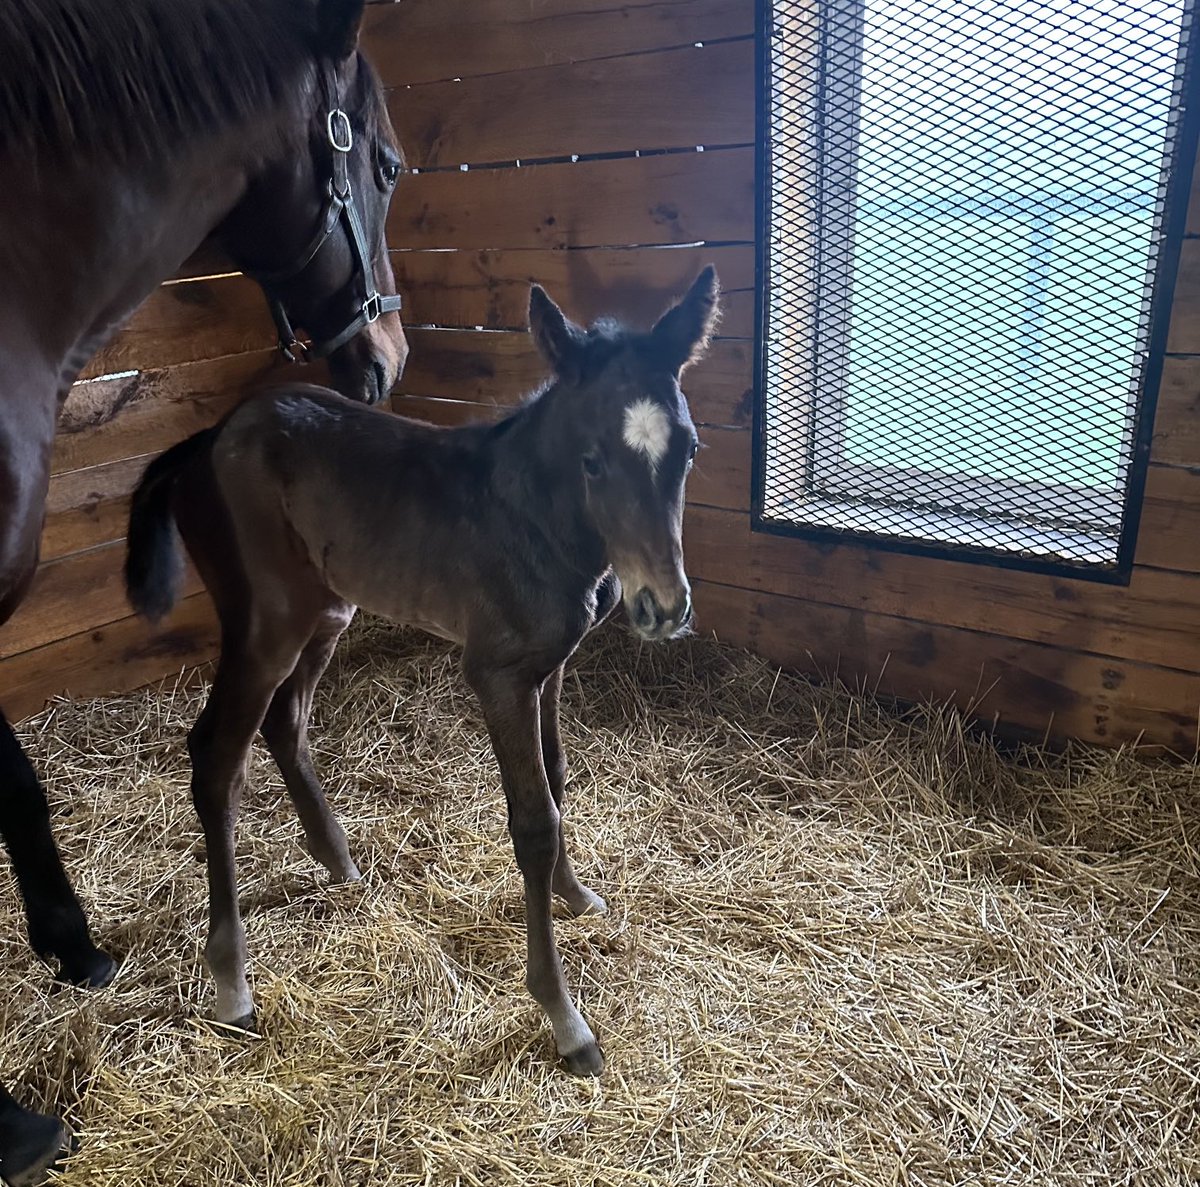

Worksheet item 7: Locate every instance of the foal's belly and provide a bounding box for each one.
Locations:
[321,542,469,647]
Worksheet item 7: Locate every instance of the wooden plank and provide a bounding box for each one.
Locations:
[79,275,275,381]
[42,496,132,565]
[1166,238,1200,353]
[388,40,753,169]
[393,245,754,335]
[692,579,1200,752]
[684,504,1200,674]
[396,329,751,426]
[55,350,286,476]
[0,542,202,663]
[363,0,754,86]
[1148,354,1200,467]
[1138,464,1200,573]
[1,593,218,724]
[391,146,755,250]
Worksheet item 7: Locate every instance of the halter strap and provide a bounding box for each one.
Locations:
[247,76,402,363]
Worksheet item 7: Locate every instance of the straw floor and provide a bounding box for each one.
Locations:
[2,615,1198,1185]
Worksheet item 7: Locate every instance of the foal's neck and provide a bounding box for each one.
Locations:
[488,387,608,584]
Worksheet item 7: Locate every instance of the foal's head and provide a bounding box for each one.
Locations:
[529,266,720,642]
[217,0,408,404]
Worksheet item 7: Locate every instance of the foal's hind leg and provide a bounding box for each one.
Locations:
[189,631,305,1027]
[260,603,359,883]
[466,660,603,1076]
[540,667,606,917]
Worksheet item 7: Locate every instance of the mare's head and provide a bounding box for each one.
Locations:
[529,267,720,642]
[216,0,409,404]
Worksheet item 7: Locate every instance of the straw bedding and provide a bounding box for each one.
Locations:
[2,615,1198,1185]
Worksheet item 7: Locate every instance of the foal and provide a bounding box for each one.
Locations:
[125,266,719,1076]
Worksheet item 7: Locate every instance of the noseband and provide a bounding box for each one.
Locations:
[250,94,403,363]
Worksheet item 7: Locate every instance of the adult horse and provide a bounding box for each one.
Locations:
[0,1,407,1181]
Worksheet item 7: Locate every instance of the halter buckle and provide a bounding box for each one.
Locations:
[327,109,353,153]
[281,337,311,364]
[362,293,383,324]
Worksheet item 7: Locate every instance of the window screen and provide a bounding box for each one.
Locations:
[755,0,1199,579]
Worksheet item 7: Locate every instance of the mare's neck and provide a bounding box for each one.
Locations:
[0,137,259,405]
[489,389,608,584]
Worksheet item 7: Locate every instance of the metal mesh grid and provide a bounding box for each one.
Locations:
[757,0,1196,574]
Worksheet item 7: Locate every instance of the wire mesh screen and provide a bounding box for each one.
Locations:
[756,0,1198,576]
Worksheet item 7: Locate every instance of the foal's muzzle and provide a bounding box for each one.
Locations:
[630,586,693,642]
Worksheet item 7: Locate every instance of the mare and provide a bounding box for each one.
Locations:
[0,2,407,1180]
[123,267,720,1077]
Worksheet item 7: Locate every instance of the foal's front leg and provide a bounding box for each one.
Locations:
[540,667,606,917]
[466,661,603,1076]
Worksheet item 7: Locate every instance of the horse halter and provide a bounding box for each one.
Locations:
[250,95,403,363]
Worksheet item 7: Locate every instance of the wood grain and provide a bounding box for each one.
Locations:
[388,40,753,169]
[684,504,1200,674]
[79,276,275,381]
[56,350,287,475]
[692,580,1200,752]
[0,542,203,663]
[396,329,752,426]
[363,0,754,86]
[393,244,754,334]
[1166,239,1200,353]
[1,594,218,723]
[391,146,755,250]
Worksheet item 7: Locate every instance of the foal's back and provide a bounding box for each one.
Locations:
[209,384,495,641]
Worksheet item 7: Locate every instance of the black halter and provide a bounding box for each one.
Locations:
[250,89,403,363]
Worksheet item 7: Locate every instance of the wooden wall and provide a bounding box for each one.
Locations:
[8,0,1200,754]
[374,0,1200,753]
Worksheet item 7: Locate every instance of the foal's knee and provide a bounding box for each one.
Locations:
[509,811,560,877]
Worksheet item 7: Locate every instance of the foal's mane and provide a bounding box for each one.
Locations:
[0,0,323,161]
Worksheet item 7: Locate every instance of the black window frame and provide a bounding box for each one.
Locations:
[752,0,1200,585]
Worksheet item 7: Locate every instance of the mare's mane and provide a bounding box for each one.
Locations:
[0,0,328,161]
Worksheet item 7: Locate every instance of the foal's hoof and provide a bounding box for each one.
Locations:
[561,1041,605,1077]
[224,1009,259,1035]
[59,948,117,991]
[0,1110,69,1187]
[571,888,608,918]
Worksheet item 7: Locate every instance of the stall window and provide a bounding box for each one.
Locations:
[755,0,1199,579]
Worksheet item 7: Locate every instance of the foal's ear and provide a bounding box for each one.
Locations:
[529,285,586,380]
[651,265,721,373]
[316,0,367,61]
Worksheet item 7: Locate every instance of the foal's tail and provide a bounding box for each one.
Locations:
[125,428,217,624]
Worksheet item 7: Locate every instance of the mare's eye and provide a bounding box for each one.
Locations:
[583,452,605,479]
[379,159,402,187]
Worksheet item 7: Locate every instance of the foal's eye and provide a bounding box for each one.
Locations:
[582,452,605,480]
[686,441,700,470]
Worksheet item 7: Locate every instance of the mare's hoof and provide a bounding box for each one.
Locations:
[561,1041,605,1077]
[59,949,117,991]
[0,1110,68,1187]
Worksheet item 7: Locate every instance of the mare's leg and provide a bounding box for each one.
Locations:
[466,660,603,1076]
[540,667,606,917]
[189,629,305,1027]
[259,603,359,883]
[0,1086,67,1187]
[0,430,112,987]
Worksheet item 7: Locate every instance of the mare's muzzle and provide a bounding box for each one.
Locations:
[630,585,692,642]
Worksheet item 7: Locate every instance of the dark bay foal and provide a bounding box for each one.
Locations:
[124,267,719,1075]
